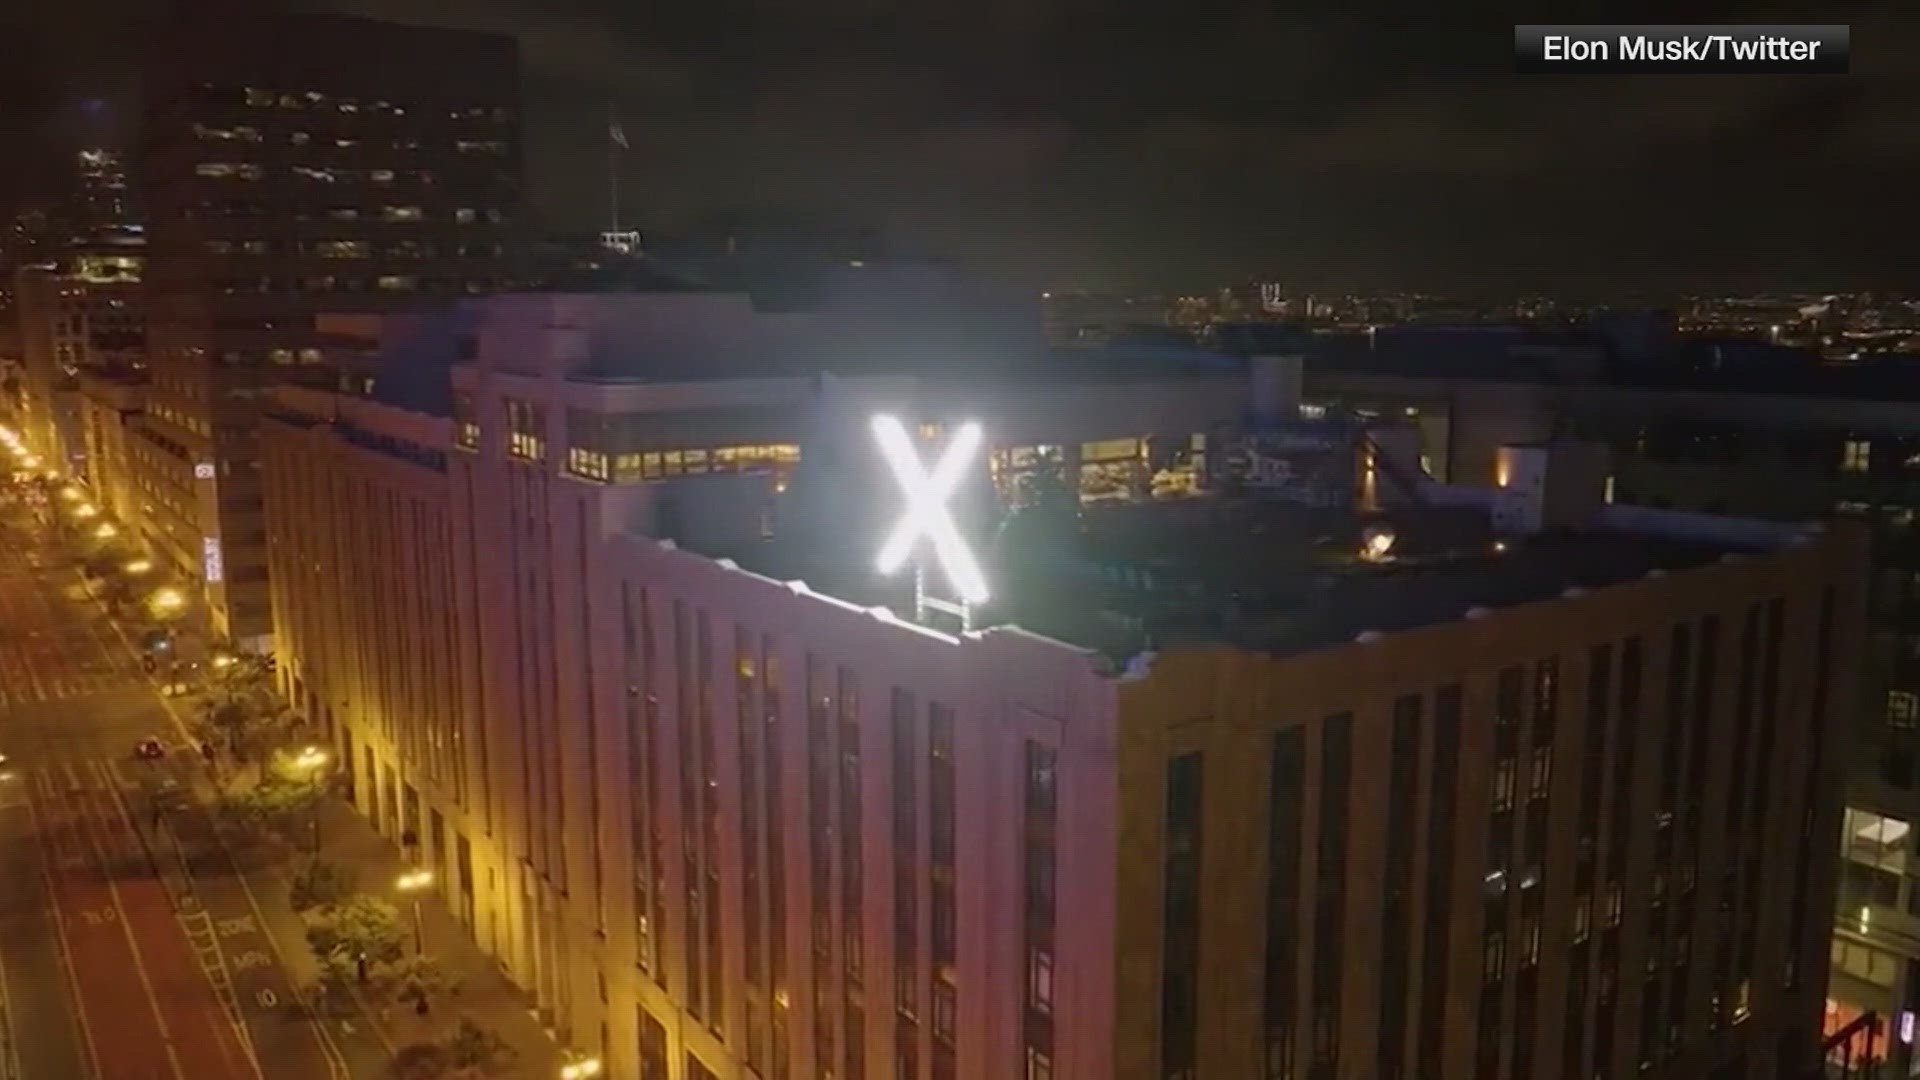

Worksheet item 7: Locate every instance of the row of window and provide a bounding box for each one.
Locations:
[565,444,802,484]
[194,120,510,151]
[229,87,510,121]
[615,579,972,1080]
[197,162,512,196]
[1234,604,1811,1080]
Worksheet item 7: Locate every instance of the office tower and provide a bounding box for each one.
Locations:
[137,12,521,645]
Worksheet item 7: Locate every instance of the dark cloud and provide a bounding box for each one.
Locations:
[9,0,1920,290]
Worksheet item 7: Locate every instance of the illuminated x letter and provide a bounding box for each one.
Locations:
[872,415,990,604]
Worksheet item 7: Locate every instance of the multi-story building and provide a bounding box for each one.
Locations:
[13,265,144,472]
[261,292,1861,1080]
[136,12,522,646]
[1299,335,1920,1072]
[76,369,147,524]
[73,148,136,236]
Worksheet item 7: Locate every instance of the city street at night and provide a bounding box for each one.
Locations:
[0,520,340,1080]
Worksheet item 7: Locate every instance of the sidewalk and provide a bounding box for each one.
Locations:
[72,577,562,1078]
[302,796,562,1078]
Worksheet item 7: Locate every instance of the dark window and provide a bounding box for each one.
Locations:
[1024,738,1059,1071]
[1532,656,1559,744]
[1310,714,1352,1078]
[1266,727,1307,1078]
[1378,695,1420,1080]
[638,1005,669,1080]
[1659,622,1693,821]
[1028,742,1058,811]
[1161,752,1205,1079]
[1417,685,1462,1080]
[892,689,918,1027]
[806,657,834,1038]
[1495,666,1523,754]
[764,638,790,1080]
[1786,587,1836,989]
[840,667,864,987]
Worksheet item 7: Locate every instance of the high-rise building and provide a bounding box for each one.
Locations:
[261,295,1860,1080]
[136,12,522,646]
[73,148,135,238]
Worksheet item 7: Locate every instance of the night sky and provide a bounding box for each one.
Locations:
[4,0,1917,292]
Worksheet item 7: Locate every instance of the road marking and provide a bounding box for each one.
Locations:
[106,754,356,1080]
[65,772,188,1080]
[91,762,260,1078]
[20,770,103,1080]
[102,760,299,1076]
[0,924,20,1080]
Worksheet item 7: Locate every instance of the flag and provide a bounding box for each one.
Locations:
[609,121,629,150]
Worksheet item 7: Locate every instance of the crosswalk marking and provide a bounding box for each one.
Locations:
[0,667,144,708]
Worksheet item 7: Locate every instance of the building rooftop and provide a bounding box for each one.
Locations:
[721,478,1799,661]
[987,498,1744,657]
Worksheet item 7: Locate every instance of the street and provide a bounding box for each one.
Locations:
[0,525,345,1080]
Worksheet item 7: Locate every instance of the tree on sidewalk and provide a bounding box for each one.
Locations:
[200,694,286,767]
[210,758,324,850]
[389,1017,517,1079]
[388,1041,455,1080]
[212,780,313,842]
[443,1019,516,1074]
[378,952,455,1016]
[288,857,354,913]
[305,893,405,991]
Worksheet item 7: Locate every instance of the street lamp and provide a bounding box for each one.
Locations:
[123,559,151,575]
[93,522,116,540]
[73,503,97,519]
[396,868,433,954]
[149,587,185,615]
[560,1054,603,1079]
[58,486,79,502]
[291,746,330,853]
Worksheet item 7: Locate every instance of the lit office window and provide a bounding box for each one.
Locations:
[1888,691,1919,729]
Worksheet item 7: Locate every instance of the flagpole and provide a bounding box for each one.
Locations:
[607,103,620,235]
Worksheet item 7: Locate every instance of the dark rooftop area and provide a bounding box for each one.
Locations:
[987,497,1735,658]
[714,483,1742,660]
[1290,322,1920,403]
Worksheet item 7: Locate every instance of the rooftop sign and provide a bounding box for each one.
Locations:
[871,414,990,604]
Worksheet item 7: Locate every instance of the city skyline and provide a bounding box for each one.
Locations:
[4,1,1919,291]
[0,6,1911,1080]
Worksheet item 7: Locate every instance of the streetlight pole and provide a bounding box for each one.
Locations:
[293,745,329,857]
[396,868,433,955]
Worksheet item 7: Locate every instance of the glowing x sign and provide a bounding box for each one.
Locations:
[872,415,990,604]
